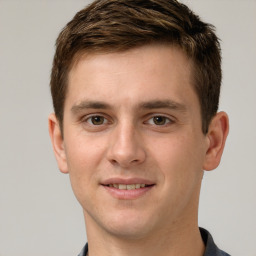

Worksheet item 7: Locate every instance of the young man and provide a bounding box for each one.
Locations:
[48,0,230,255]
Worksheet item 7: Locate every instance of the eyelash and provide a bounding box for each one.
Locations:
[145,115,173,126]
[83,115,110,126]
[82,114,174,127]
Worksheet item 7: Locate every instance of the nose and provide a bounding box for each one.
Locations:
[107,123,146,168]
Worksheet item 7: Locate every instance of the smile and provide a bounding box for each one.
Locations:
[107,184,147,190]
[102,182,154,200]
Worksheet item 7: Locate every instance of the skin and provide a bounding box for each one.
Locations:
[49,44,229,256]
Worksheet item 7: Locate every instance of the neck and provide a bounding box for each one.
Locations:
[84,213,205,256]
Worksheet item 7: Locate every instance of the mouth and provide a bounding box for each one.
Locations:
[101,179,155,200]
[105,184,152,190]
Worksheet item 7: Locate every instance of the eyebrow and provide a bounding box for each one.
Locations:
[139,100,187,112]
[71,101,111,114]
[71,99,187,114]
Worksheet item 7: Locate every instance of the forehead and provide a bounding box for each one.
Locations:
[66,44,197,111]
[69,43,192,80]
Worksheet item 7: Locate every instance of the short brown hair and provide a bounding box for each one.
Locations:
[50,0,222,134]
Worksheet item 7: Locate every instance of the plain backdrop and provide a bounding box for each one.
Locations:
[0,0,255,255]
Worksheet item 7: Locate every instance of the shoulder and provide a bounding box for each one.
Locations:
[200,228,230,256]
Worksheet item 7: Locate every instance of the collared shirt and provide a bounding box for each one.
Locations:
[77,228,230,256]
[200,228,230,256]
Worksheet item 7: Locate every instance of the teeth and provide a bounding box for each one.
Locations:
[127,184,135,190]
[118,184,127,190]
[109,184,147,190]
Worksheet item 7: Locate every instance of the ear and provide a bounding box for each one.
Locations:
[48,113,69,174]
[203,111,229,171]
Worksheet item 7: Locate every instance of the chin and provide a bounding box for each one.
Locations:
[106,224,152,240]
[100,211,156,240]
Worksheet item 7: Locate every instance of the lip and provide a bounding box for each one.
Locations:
[101,177,155,200]
[101,177,154,186]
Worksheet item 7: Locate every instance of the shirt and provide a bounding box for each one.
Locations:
[77,228,230,256]
[200,228,230,256]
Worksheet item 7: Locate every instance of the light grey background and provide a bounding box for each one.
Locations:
[0,0,255,255]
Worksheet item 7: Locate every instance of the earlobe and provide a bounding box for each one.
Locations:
[203,111,229,171]
[48,113,69,174]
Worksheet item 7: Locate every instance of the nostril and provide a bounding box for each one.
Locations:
[109,158,140,168]
[107,141,146,167]
[110,159,118,165]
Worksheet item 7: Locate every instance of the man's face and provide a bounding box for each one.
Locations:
[53,44,211,239]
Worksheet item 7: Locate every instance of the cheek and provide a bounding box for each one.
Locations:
[65,132,106,169]
[142,135,204,221]
[64,134,107,198]
[150,133,205,184]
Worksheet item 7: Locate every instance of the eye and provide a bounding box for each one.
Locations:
[147,116,172,126]
[87,115,107,125]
